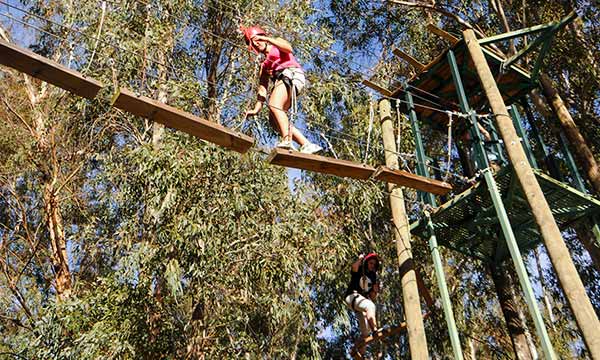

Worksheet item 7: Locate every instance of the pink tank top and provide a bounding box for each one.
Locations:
[261,45,302,75]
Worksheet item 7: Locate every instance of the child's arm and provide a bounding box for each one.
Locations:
[351,254,364,273]
[253,35,293,53]
[245,67,270,117]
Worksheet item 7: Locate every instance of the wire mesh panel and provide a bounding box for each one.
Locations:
[412,167,600,263]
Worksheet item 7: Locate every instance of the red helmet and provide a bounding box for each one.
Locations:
[363,253,380,271]
[241,25,266,53]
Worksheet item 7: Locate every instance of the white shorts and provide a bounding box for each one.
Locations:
[275,67,306,95]
[345,293,376,337]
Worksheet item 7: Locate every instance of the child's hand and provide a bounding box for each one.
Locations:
[245,109,258,118]
[251,34,269,43]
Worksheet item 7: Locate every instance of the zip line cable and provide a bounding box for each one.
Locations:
[1,11,472,185]
[1,3,477,184]
[1,0,464,120]
[1,0,469,125]
[115,0,445,107]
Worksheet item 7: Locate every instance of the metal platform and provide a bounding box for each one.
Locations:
[411,168,600,263]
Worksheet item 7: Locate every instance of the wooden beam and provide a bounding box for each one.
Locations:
[267,148,376,180]
[0,39,103,99]
[350,312,432,359]
[373,166,452,195]
[361,79,392,97]
[392,48,426,71]
[111,88,254,153]
[351,323,407,359]
[426,24,460,45]
[379,99,429,359]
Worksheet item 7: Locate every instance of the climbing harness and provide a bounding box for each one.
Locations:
[275,68,301,143]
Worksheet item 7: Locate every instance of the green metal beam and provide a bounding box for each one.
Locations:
[502,12,576,71]
[448,50,557,359]
[558,131,587,193]
[510,105,538,168]
[503,29,557,70]
[531,34,553,81]
[478,22,558,45]
[407,90,464,360]
[448,51,490,170]
[406,91,437,206]
[424,212,468,359]
[480,47,531,80]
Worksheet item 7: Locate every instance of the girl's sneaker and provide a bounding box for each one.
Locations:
[276,140,297,151]
[299,142,322,154]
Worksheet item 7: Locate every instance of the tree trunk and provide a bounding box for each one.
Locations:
[540,74,600,196]
[152,25,174,147]
[43,171,72,299]
[490,263,534,360]
[27,80,72,299]
[573,222,600,273]
[490,0,516,55]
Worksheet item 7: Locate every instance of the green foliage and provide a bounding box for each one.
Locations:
[1,0,599,359]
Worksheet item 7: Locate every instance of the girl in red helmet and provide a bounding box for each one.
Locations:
[242,26,322,154]
[345,253,381,354]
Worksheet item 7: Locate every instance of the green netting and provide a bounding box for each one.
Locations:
[412,167,600,263]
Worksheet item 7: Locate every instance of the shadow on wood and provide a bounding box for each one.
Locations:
[373,166,452,195]
[0,39,103,99]
[267,148,376,180]
[111,88,254,153]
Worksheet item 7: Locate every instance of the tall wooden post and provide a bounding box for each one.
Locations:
[464,29,600,358]
[379,99,429,359]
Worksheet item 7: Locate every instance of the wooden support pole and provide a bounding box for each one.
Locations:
[379,99,429,359]
[540,74,600,196]
[464,29,600,358]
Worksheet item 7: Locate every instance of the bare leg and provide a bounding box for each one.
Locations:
[366,314,377,332]
[357,312,369,355]
[269,80,307,146]
[365,305,378,332]
[291,126,308,145]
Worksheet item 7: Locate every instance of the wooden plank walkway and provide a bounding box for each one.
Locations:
[374,166,452,195]
[350,313,431,359]
[351,322,408,359]
[269,149,453,194]
[0,39,103,99]
[111,88,254,153]
[268,148,376,180]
